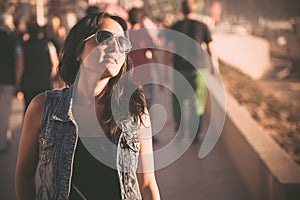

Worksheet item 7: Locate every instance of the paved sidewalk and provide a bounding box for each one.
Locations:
[155,140,251,200]
[0,93,252,200]
[0,97,23,200]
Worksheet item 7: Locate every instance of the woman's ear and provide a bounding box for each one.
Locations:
[76,56,81,62]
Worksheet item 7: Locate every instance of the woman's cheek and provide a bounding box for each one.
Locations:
[119,55,126,65]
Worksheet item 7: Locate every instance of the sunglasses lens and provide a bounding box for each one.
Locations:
[96,31,113,44]
[118,36,132,53]
[95,31,131,53]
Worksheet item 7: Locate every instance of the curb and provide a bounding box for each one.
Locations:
[207,73,300,200]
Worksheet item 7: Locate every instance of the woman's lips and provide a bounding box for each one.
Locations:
[106,53,124,63]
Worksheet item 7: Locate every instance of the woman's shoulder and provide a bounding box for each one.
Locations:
[28,88,70,115]
[25,92,46,124]
[30,92,46,110]
[139,108,151,128]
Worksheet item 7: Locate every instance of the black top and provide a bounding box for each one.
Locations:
[69,138,121,200]
[0,30,16,84]
[21,37,52,91]
[171,19,212,44]
[170,19,212,71]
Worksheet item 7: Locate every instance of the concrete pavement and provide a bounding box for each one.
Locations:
[0,97,23,200]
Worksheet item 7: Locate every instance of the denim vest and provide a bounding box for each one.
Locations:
[37,88,142,200]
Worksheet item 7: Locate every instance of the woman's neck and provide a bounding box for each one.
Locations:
[94,78,109,97]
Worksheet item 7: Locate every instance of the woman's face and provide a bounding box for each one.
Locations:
[80,17,127,78]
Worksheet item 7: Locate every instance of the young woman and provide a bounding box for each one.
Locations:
[15,12,160,200]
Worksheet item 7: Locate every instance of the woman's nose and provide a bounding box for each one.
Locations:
[111,37,121,52]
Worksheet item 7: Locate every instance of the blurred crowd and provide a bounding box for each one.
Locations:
[0,0,220,151]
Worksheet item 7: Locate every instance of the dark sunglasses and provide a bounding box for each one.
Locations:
[84,30,132,53]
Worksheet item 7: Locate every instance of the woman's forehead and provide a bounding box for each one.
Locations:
[99,17,124,35]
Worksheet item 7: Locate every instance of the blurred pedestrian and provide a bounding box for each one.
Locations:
[0,13,17,152]
[15,12,160,199]
[210,0,222,26]
[45,16,67,89]
[16,20,59,112]
[168,0,218,142]
[128,7,158,108]
[128,8,167,141]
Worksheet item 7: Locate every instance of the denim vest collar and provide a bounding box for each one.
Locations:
[51,87,73,122]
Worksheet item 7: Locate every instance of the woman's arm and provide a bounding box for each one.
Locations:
[207,41,220,75]
[137,111,161,200]
[48,41,59,80]
[15,93,45,200]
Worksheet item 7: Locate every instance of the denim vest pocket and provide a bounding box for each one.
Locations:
[39,133,56,165]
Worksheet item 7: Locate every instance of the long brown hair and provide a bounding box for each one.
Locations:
[59,12,146,141]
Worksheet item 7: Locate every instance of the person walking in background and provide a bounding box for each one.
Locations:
[45,16,67,89]
[15,12,160,199]
[128,7,158,108]
[168,0,218,142]
[128,7,167,141]
[0,13,18,152]
[16,20,59,112]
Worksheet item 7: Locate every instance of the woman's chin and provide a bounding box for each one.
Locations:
[103,65,122,78]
